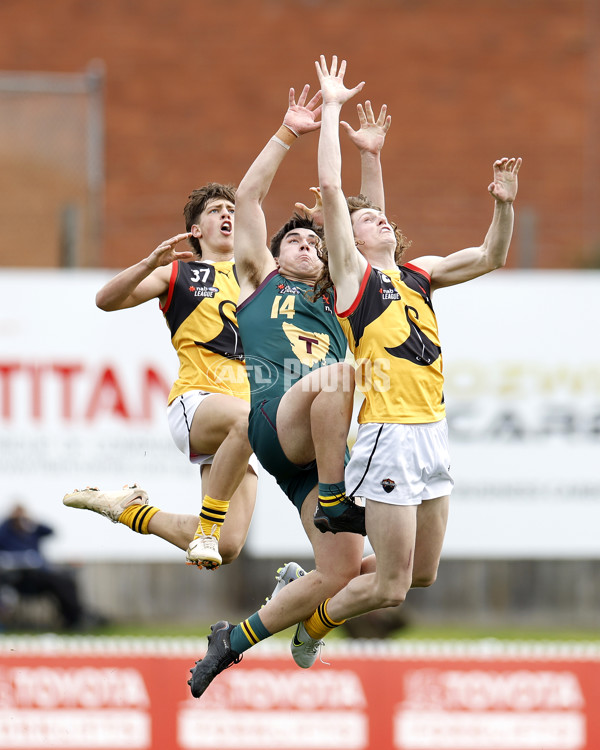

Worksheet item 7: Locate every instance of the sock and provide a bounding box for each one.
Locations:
[304,598,346,640]
[230,612,272,654]
[118,505,160,534]
[318,481,348,518]
[196,495,229,540]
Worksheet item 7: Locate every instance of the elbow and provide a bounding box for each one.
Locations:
[319,177,342,196]
[482,241,510,272]
[491,254,508,270]
[236,181,263,206]
[95,291,113,311]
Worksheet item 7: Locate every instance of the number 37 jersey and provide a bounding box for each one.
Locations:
[236,269,347,408]
[161,259,250,404]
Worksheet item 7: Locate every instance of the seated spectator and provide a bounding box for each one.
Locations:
[0,502,107,630]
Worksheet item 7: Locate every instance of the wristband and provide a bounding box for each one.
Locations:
[271,135,290,150]
[273,124,297,148]
[283,124,299,138]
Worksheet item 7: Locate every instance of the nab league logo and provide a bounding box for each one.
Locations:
[189,285,219,298]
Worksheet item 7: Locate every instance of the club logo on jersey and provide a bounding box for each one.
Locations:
[385,304,441,366]
[381,478,396,493]
[195,300,244,360]
[282,322,330,368]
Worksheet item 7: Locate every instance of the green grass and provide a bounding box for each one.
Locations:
[3,621,597,642]
[393,623,600,642]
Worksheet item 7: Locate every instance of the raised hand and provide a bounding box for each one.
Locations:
[315,54,365,107]
[147,232,194,268]
[283,84,322,137]
[488,157,522,203]
[295,186,323,227]
[342,101,390,156]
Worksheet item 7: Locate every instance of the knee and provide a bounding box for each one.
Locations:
[309,558,361,602]
[322,569,360,598]
[218,539,243,566]
[411,570,438,589]
[378,592,407,609]
[373,581,408,609]
[229,413,252,450]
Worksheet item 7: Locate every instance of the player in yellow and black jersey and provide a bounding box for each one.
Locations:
[63,183,257,571]
[288,56,522,650]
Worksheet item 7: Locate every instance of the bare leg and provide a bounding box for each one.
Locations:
[146,466,257,564]
[185,394,256,568]
[324,501,417,621]
[257,487,365,633]
[203,465,257,565]
[324,495,449,622]
[276,363,354,482]
[412,495,449,587]
[190,394,253,501]
[147,512,199,551]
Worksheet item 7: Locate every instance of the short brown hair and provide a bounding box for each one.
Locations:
[183,183,236,256]
[269,213,323,258]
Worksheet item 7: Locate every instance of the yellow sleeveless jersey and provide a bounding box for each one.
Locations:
[337,262,445,424]
[160,259,250,405]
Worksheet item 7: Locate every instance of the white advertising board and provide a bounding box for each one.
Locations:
[0,269,598,561]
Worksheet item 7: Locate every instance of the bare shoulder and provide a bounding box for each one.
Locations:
[404,255,440,275]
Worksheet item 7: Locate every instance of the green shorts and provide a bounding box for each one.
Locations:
[248,397,318,512]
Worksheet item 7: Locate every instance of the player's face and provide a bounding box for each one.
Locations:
[191,199,235,255]
[351,208,396,254]
[276,228,323,282]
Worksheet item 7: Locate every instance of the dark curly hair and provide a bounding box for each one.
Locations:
[183,182,236,257]
[269,213,323,258]
[313,195,411,300]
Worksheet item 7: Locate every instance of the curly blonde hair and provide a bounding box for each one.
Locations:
[313,195,411,300]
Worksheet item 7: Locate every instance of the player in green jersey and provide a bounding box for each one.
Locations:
[188,82,392,697]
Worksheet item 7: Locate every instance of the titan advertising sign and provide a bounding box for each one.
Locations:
[0,270,598,560]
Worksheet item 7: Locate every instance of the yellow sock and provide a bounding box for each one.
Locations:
[195,495,229,541]
[304,598,346,640]
[118,504,160,534]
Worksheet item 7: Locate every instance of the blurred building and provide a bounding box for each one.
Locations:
[0,0,598,271]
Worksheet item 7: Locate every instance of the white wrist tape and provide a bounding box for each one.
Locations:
[271,135,290,150]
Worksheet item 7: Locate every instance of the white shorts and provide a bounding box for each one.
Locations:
[345,419,454,505]
[167,390,258,473]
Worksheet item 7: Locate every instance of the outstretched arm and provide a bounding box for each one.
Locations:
[96,232,193,310]
[234,85,321,300]
[343,100,390,211]
[413,157,522,291]
[316,55,368,312]
[294,102,390,225]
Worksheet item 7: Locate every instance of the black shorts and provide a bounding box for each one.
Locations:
[248,397,318,512]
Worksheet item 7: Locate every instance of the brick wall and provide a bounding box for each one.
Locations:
[0,0,597,270]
